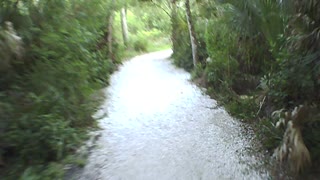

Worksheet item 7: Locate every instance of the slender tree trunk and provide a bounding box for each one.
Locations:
[185,0,199,66]
[120,7,129,47]
[96,0,115,62]
[171,0,178,53]
[107,11,115,63]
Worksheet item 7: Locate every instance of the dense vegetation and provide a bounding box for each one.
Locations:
[0,0,170,179]
[0,1,118,179]
[167,0,320,175]
[2,0,319,178]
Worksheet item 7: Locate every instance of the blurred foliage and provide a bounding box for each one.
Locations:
[171,5,193,71]
[114,3,171,54]
[170,0,320,174]
[205,15,238,88]
[2,0,320,177]
[0,0,172,178]
[0,0,120,179]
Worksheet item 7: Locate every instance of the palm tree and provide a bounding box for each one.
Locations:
[222,0,320,173]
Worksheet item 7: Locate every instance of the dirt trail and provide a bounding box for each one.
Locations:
[71,50,268,180]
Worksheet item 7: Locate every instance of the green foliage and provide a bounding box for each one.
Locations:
[171,0,320,174]
[4,114,79,162]
[0,0,118,178]
[113,3,171,53]
[191,63,204,80]
[63,155,87,167]
[257,118,283,152]
[130,29,163,52]
[132,37,148,52]
[19,163,64,180]
[0,1,170,178]
[226,96,257,120]
[205,17,239,87]
[171,9,193,71]
[194,18,209,63]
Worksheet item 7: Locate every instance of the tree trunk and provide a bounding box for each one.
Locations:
[185,0,199,67]
[107,11,115,62]
[120,7,129,47]
[171,0,178,53]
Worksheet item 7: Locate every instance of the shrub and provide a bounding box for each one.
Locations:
[205,19,239,87]
[133,38,148,52]
[171,11,193,71]
[0,0,117,178]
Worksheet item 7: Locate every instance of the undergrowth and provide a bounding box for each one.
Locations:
[173,0,320,176]
[0,0,118,179]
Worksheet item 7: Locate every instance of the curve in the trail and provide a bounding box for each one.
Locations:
[72,50,268,180]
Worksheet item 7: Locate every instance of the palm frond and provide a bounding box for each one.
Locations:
[273,105,312,173]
